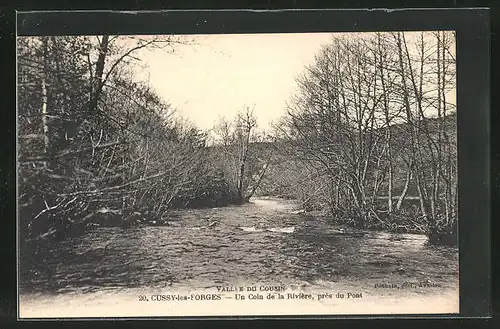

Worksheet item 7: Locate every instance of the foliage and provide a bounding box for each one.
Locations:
[18,32,458,247]
[18,36,234,242]
[273,32,457,244]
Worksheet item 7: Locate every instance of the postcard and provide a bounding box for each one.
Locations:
[17,26,460,318]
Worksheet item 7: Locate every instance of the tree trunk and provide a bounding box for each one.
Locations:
[236,157,246,203]
[245,158,271,201]
[89,35,109,114]
[41,37,50,168]
[396,165,412,211]
[395,32,429,222]
[41,75,50,166]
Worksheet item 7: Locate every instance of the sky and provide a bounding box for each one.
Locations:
[133,33,334,131]
[130,32,456,132]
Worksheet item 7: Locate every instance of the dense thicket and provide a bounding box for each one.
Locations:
[272,32,457,245]
[17,36,243,242]
[18,32,458,247]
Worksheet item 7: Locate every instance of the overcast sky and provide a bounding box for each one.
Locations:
[133,33,334,131]
[131,32,455,132]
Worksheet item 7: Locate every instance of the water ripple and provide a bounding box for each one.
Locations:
[20,197,458,294]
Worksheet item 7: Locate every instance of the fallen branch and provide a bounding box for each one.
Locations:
[33,198,66,219]
[20,140,125,163]
[56,159,188,197]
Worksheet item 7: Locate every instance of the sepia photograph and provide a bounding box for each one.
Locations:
[17,29,460,318]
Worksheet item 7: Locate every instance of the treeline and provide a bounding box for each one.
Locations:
[17,36,268,243]
[18,32,458,246]
[209,107,274,204]
[269,31,457,245]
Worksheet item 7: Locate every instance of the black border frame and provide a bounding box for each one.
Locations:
[11,8,491,321]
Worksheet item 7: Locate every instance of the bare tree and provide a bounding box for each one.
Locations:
[212,106,272,204]
[277,32,456,242]
[17,35,212,240]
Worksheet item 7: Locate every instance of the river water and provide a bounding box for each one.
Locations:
[19,197,459,317]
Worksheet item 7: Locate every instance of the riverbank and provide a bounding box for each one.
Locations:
[22,195,457,247]
[299,208,458,246]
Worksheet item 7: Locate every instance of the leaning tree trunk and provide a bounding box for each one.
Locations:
[396,164,412,212]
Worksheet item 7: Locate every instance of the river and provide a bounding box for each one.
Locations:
[19,197,459,317]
